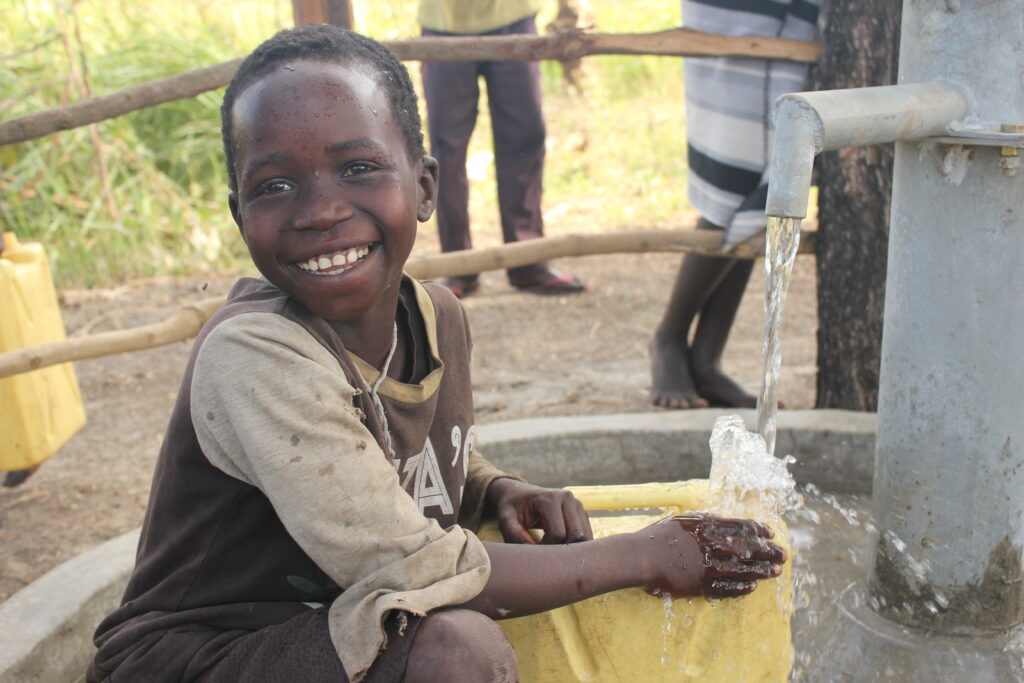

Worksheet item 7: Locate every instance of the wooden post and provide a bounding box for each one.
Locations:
[292,0,353,29]
[549,0,585,90]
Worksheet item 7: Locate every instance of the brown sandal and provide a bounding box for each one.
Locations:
[512,269,590,295]
[441,275,481,299]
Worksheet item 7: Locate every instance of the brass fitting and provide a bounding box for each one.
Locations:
[1000,123,1023,176]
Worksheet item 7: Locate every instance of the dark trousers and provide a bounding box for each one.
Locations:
[422,16,548,283]
[88,607,419,682]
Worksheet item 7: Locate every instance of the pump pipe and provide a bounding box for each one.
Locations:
[765,83,969,220]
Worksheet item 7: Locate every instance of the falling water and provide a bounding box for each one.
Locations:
[756,216,802,457]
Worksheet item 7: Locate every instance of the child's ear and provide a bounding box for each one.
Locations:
[416,156,439,222]
[228,192,246,240]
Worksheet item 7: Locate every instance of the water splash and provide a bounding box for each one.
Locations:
[705,414,801,673]
[757,216,802,457]
[707,414,798,521]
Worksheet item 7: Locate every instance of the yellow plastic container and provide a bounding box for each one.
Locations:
[479,481,793,682]
[1,233,86,471]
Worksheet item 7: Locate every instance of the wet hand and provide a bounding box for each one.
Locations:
[645,513,786,600]
[487,479,593,545]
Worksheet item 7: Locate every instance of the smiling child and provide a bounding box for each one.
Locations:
[87,25,785,683]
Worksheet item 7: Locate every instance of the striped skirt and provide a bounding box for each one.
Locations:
[682,0,821,246]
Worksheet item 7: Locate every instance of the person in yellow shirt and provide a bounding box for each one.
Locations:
[419,0,589,297]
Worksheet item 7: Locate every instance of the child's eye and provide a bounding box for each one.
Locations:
[341,161,378,177]
[256,179,293,196]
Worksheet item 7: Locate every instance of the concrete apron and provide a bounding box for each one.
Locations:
[0,409,875,683]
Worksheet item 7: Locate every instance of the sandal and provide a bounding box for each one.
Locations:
[512,269,590,296]
[441,275,481,299]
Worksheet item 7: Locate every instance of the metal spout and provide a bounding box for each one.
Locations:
[765,82,969,219]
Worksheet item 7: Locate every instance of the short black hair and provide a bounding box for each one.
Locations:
[220,24,425,192]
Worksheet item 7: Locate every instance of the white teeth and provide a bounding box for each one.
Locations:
[298,245,373,274]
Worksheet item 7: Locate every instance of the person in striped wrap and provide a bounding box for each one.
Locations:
[651,0,821,409]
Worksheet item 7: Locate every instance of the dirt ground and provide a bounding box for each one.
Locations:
[0,237,819,602]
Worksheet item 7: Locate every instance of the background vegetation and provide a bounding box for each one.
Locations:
[1,0,686,288]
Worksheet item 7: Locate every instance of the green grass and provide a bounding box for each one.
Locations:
[1,0,687,288]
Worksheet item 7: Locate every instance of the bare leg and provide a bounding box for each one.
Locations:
[690,258,757,407]
[405,609,519,683]
[651,218,756,409]
[651,251,732,408]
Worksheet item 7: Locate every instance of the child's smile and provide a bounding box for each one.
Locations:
[228,60,437,332]
[295,244,373,275]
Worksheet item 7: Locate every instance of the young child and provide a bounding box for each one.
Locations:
[88,25,786,683]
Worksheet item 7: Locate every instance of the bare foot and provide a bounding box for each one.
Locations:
[649,332,709,409]
[692,366,757,408]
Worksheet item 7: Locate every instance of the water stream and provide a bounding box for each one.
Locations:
[701,215,809,677]
[756,216,803,458]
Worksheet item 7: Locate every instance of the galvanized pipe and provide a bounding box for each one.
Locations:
[765,83,969,219]
[766,0,1024,638]
[870,0,1024,635]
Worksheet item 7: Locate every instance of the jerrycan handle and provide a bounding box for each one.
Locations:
[565,481,707,513]
[0,232,22,258]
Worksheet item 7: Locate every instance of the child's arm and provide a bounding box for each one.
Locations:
[461,449,783,619]
[459,513,785,620]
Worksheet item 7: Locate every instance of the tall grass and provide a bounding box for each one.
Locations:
[1,0,686,288]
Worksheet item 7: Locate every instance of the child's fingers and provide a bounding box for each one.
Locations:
[707,517,775,540]
[749,520,775,539]
[498,509,536,545]
[536,503,568,544]
[709,556,780,580]
[561,496,593,543]
[708,536,787,564]
[667,514,774,541]
[760,539,787,564]
[705,578,757,598]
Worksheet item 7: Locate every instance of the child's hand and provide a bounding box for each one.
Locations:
[487,478,593,545]
[644,513,786,600]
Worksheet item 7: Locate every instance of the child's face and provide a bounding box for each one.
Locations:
[228,60,437,324]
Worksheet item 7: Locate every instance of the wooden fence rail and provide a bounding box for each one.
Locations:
[0,28,821,146]
[0,225,816,380]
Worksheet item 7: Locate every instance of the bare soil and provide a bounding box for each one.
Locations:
[0,237,818,602]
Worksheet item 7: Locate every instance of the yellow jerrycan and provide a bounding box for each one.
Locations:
[479,480,793,682]
[1,233,86,471]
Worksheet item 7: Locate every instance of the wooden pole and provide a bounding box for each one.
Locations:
[404,227,817,279]
[0,59,241,147]
[0,226,816,380]
[0,296,225,379]
[549,0,585,90]
[0,29,822,146]
[386,28,821,63]
[292,0,353,29]
[327,0,354,29]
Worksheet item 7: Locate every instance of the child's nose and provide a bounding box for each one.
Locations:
[293,187,355,231]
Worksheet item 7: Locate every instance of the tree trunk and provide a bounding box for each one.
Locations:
[811,0,902,411]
